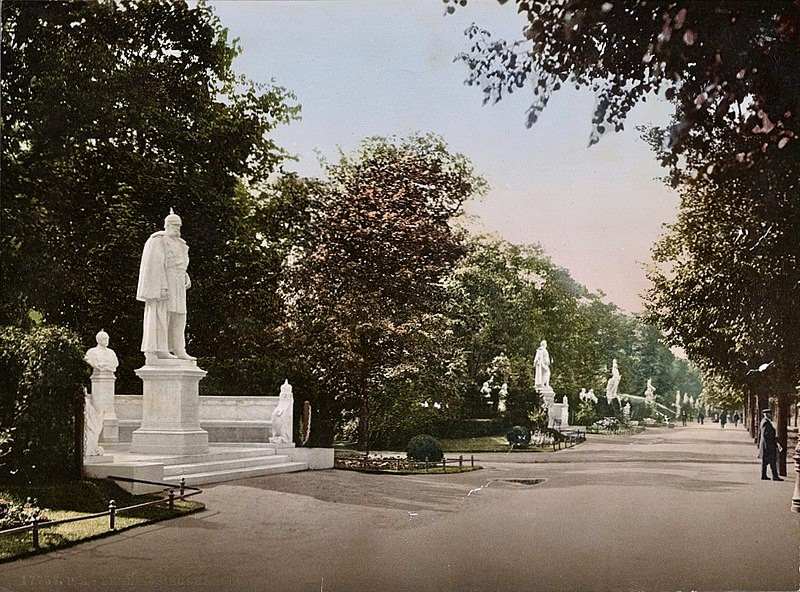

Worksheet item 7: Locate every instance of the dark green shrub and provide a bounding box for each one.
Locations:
[406,434,443,462]
[0,325,88,483]
[506,425,531,447]
[0,497,46,529]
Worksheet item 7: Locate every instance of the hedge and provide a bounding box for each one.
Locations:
[0,325,88,483]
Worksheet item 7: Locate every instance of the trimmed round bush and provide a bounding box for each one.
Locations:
[406,434,443,462]
[506,425,531,447]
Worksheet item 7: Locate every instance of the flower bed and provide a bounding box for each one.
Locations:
[334,453,480,474]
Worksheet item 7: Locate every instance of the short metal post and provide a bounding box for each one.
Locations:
[792,439,800,513]
[108,500,116,531]
[425,457,429,472]
[470,455,474,468]
[442,457,446,471]
[459,455,463,469]
[31,517,40,549]
[179,477,186,498]
[168,489,175,510]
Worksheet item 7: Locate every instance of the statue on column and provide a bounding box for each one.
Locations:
[84,330,119,374]
[136,209,195,365]
[534,340,551,389]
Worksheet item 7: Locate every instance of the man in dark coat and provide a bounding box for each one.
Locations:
[759,408,783,481]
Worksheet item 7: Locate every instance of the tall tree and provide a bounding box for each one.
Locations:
[2,1,298,389]
[280,134,487,448]
[646,122,800,473]
[454,1,800,163]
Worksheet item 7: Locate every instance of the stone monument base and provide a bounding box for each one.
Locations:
[130,359,209,455]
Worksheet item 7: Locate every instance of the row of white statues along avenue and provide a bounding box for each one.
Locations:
[83,210,293,458]
[534,343,646,426]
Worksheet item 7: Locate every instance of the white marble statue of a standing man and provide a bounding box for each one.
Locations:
[84,330,119,374]
[534,340,551,389]
[136,209,195,365]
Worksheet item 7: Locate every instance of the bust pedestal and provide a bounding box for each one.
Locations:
[90,370,119,442]
[130,359,209,455]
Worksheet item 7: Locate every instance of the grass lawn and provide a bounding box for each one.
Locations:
[439,435,549,452]
[0,479,203,562]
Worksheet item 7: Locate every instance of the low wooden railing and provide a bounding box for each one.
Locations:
[0,476,202,551]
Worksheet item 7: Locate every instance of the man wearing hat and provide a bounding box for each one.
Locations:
[758,408,782,481]
[136,209,195,364]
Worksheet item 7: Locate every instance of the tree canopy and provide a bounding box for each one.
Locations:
[1,0,298,389]
[280,134,487,448]
[454,0,800,165]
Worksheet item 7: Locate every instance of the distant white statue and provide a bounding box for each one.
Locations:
[561,395,569,427]
[587,388,597,403]
[84,330,119,374]
[497,382,508,413]
[270,380,294,444]
[534,340,551,389]
[578,388,587,401]
[623,401,631,420]
[644,378,655,402]
[605,359,621,404]
[675,391,682,415]
[683,392,689,405]
[83,389,105,456]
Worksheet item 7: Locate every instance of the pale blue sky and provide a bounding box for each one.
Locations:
[210,0,677,312]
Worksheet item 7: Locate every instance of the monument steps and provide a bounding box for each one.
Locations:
[101,444,275,466]
[163,460,308,486]
[163,454,288,477]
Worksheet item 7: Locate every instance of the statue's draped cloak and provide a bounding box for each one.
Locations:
[137,231,189,352]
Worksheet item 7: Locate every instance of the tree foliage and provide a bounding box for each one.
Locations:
[0,325,87,483]
[447,235,699,424]
[645,122,800,397]
[454,0,800,162]
[1,1,298,390]
[280,134,487,447]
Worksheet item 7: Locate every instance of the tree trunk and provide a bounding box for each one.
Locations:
[777,392,789,476]
[357,361,370,456]
[308,396,336,447]
[743,392,750,435]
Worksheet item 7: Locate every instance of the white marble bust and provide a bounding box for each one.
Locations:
[84,330,119,374]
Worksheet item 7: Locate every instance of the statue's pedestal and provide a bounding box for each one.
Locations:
[90,370,119,442]
[130,360,209,455]
[537,386,564,429]
[538,385,555,408]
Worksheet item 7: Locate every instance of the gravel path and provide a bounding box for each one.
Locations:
[1,424,797,591]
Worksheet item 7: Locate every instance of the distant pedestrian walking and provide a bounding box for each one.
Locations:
[733,412,740,428]
[697,410,705,425]
[680,409,687,427]
[720,411,727,428]
[759,408,783,481]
